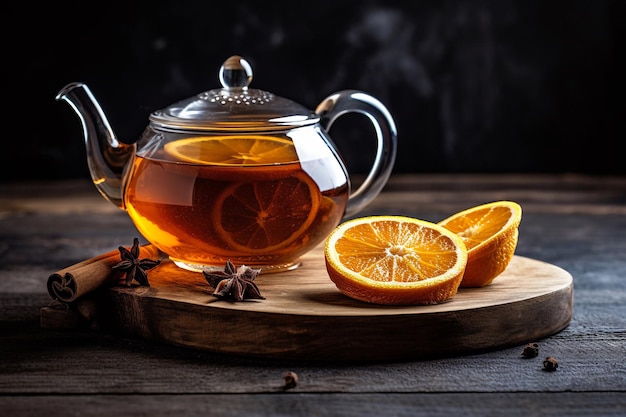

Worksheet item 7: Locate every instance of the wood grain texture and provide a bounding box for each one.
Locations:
[47,244,573,361]
[2,175,624,417]
[2,393,625,417]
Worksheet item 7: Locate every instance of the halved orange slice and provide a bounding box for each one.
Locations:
[438,201,522,287]
[324,216,468,305]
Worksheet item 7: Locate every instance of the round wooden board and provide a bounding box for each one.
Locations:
[104,245,573,362]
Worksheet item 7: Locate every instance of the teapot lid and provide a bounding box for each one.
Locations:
[149,56,319,132]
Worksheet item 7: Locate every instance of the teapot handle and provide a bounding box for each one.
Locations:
[316,90,398,217]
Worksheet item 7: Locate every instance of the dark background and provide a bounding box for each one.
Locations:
[3,0,624,181]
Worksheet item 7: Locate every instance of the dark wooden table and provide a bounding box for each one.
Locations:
[1,174,625,416]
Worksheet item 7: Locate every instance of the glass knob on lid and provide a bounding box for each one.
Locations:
[219,55,253,89]
[149,55,318,131]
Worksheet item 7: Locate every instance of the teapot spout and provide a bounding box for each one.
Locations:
[56,82,135,209]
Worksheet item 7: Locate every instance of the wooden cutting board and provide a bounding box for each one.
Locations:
[73,244,573,362]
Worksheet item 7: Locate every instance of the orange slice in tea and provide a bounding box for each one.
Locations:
[163,135,299,166]
[324,216,468,305]
[438,201,522,287]
[213,172,321,253]
[165,135,321,253]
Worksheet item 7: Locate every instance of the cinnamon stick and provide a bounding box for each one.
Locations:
[47,244,162,303]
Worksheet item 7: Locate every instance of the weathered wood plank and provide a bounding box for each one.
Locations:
[2,318,625,393]
[1,392,624,417]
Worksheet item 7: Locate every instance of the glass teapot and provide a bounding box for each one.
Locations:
[56,55,397,273]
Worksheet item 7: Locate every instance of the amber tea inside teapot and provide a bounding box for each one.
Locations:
[57,55,397,273]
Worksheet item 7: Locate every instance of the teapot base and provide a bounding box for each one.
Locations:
[171,259,302,274]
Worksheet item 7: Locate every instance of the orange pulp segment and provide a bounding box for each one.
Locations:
[438,201,522,287]
[324,216,468,305]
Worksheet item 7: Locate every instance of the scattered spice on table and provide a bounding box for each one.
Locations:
[542,356,559,371]
[282,371,298,390]
[521,342,539,358]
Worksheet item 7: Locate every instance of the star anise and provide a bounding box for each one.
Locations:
[203,260,265,301]
[112,238,161,286]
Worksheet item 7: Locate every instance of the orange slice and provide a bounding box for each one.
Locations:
[324,216,468,305]
[164,135,320,254]
[213,172,321,253]
[438,201,522,287]
[164,135,299,166]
